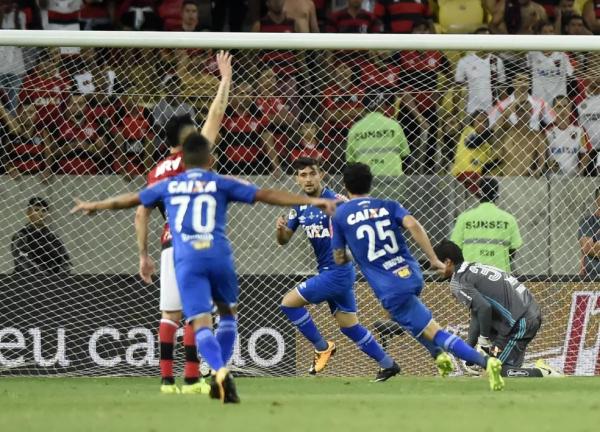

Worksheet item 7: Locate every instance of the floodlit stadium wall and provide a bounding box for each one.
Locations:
[0,31,599,376]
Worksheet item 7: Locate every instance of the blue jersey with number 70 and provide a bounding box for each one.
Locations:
[139,168,259,260]
[330,197,423,300]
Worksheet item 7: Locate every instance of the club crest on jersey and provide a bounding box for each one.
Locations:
[347,207,390,225]
[288,209,297,220]
[168,180,217,194]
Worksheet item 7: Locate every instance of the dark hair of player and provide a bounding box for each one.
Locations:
[182,0,198,7]
[343,163,373,195]
[477,177,499,203]
[182,131,211,167]
[434,240,464,266]
[165,114,195,148]
[293,157,320,173]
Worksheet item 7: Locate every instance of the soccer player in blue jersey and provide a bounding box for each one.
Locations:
[276,157,400,381]
[71,132,338,403]
[330,163,505,391]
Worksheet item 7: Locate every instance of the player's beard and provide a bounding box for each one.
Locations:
[304,185,321,197]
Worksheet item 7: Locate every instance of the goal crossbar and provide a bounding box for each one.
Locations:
[1,30,600,52]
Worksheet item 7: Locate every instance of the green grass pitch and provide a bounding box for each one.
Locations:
[1,377,599,432]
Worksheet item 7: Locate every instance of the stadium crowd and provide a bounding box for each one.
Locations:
[2,0,600,182]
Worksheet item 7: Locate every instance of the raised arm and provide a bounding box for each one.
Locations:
[71,192,141,215]
[135,205,156,283]
[255,189,337,215]
[200,51,233,146]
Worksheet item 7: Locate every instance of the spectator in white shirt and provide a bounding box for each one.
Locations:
[0,1,26,115]
[489,72,555,132]
[577,77,600,174]
[546,95,592,176]
[455,50,505,115]
[526,51,574,106]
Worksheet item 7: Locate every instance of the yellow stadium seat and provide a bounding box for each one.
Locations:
[437,0,485,34]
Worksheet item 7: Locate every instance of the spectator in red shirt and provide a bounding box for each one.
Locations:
[255,66,300,169]
[252,0,298,77]
[374,0,431,33]
[398,19,450,173]
[361,50,401,96]
[19,49,69,127]
[322,61,364,170]
[219,81,280,177]
[326,0,382,33]
[80,0,116,30]
[290,121,330,167]
[255,66,299,129]
[18,49,70,182]
[112,80,154,178]
[46,92,107,175]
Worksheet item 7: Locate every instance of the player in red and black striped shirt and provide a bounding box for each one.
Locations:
[326,0,382,33]
[134,52,233,394]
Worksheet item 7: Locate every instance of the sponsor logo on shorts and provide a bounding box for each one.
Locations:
[395,266,412,279]
[193,240,212,250]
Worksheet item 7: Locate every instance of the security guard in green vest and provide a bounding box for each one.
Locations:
[450,178,522,272]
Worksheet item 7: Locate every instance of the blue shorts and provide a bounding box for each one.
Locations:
[297,265,357,314]
[381,294,433,337]
[175,255,239,320]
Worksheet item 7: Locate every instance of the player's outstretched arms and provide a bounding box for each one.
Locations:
[255,189,337,215]
[70,192,141,215]
[135,205,155,283]
[402,215,449,277]
[201,51,233,146]
[275,216,294,245]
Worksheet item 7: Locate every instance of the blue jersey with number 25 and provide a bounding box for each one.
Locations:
[331,197,423,301]
[139,168,259,260]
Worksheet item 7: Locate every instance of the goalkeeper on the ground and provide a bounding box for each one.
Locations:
[434,240,561,378]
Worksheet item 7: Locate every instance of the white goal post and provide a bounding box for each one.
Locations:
[0,31,599,377]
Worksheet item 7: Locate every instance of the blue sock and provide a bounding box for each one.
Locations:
[195,327,225,371]
[417,335,444,359]
[216,315,237,365]
[433,330,487,368]
[280,305,328,351]
[340,324,394,369]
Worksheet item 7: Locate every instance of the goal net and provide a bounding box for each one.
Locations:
[0,32,598,377]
